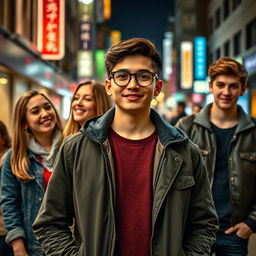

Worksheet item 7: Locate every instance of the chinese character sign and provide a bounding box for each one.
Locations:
[37,0,65,60]
[79,21,92,50]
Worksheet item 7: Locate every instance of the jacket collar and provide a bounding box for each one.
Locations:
[236,106,256,133]
[194,103,256,133]
[194,104,212,129]
[81,107,188,146]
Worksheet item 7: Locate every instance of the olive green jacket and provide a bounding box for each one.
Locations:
[176,104,256,230]
[33,108,218,256]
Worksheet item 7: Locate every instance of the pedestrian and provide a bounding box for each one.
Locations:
[0,121,13,256]
[63,80,112,136]
[0,90,63,256]
[176,56,256,256]
[169,101,187,125]
[192,103,202,114]
[33,38,218,256]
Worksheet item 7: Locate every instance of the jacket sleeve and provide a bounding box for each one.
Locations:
[0,151,26,244]
[32,139,80,256]
[183,143,219,255]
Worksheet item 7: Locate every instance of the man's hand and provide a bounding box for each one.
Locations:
[225,222,253,239]
[11,238,29,256]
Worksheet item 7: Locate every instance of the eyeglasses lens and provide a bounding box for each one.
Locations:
[113,71,153,87]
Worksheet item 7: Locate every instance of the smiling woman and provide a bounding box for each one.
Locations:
[63,80,112,136]
[0,90,63,256]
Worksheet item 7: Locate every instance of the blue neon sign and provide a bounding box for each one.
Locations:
[194,37,207,80]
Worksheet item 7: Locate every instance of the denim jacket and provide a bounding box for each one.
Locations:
[0,149,45,256]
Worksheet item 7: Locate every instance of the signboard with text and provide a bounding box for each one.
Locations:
[79,21,93,50]
[77,1,94,79]
[37,0,65,60]
[181,41,193,89]
[194,37,206,80]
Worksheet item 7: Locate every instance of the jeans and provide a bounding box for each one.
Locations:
[211,226,248,256]
[0,235,14,256]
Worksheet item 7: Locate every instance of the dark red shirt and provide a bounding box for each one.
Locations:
[37,156,52,191]
[109,128,158,256]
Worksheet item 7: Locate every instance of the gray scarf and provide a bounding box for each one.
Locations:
[28,129,61,172]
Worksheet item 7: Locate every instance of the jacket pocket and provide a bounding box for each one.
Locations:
[239,152,256,162]
[173,176,195,190]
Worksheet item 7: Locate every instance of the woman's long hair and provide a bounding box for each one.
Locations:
[0,121,11,167]
[11,90,63,180]
[63,80,112,136]
[0,121,11,152]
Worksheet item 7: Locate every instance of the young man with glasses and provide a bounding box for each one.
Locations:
[176,57,256,256]
[33,38,218,256]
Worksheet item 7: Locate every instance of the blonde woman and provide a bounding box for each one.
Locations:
[0,90,63,256]
[63,80,112,136]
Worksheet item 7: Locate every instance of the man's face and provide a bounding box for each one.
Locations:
[209,75,247,111]
[105,55,162,114]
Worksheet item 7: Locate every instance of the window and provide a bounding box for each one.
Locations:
[233,31,242,56]
[209,17,214,35]
[0,1,3,26]
[15,0,36,41]
[232,0,241,10]
[224,40,230,56]
[208,52,214,66]
[0,0,16,32]
[223,0,230,20]
[246,18,256,49]
[0,0,36,43]
[215,8,221,28]
[216,47,221,59]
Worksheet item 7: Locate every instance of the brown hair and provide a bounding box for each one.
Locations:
[208,57,248,85]
[105,38,162,76]
[0,121,11,167]
[0,121,11,150]
[11,90,63,180]
[63,80,112,136]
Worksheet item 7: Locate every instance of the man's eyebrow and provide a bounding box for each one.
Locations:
[114,69,152,72]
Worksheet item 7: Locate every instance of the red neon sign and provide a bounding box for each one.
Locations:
[37,0,65,60]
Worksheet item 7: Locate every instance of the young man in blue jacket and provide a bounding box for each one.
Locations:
[176,57,256,256]
[33,38,218,256]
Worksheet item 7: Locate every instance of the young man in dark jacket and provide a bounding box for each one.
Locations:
[176,57,256,256]
[33,38,218,256]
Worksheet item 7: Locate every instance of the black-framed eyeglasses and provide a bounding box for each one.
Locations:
[110,70,158,87]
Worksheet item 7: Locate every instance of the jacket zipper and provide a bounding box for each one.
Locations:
[101,144,116,256]
[150,148,165,256]
[228,133,237,226]
[210,132,217,188]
